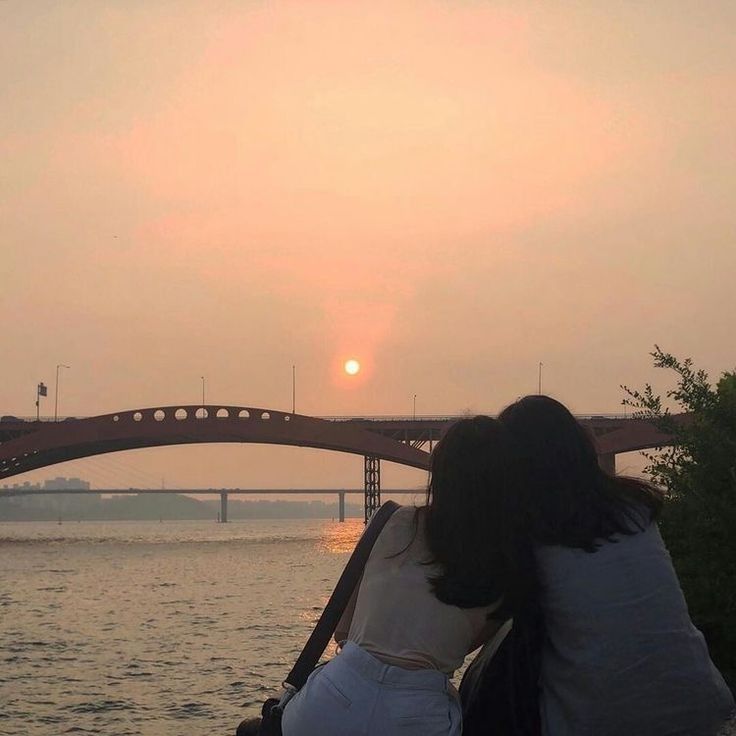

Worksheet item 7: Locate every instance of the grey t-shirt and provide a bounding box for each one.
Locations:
[536,523,734,735]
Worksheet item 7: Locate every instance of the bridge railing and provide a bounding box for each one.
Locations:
[0,416,82,423]
[2,412,633,424]
[318,414,632,421]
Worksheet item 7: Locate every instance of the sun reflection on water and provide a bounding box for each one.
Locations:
[317,519,364,554]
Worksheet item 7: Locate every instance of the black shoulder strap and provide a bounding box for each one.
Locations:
[283,500,401,690]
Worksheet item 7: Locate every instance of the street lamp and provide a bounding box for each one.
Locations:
[292,365,296,414]
[538,362,543,395]
[55,364,70,422]
[413,394,417,420]
[201,376,206,408]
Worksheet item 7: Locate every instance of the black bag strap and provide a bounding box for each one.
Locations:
[283,500,400,690]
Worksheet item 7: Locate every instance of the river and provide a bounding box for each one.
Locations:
[0,519,366,735]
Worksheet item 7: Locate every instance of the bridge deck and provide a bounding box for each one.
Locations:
[0,488,423,497]
[0,413,633,444]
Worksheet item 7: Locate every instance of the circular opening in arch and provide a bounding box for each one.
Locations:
[238,410,250,419]
[175,408,187,420]
[261,412,271,420]
[195,408,208,420]
[216,408,229,419]
[113,415,119,422]
[154,410,166,422]
[133,412,143,422]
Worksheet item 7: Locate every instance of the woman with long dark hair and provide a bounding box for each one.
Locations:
[281,416,517,736]
[498,395,734,736]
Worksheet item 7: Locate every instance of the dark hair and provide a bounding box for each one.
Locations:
[498,395,663,550]
[422,415,532,614]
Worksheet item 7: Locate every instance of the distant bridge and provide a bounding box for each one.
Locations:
[0,405,678,520]
[0,487,424,523]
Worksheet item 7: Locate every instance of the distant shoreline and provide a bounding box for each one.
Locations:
[0,493,364,522]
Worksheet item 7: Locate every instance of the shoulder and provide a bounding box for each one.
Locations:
[368,503,420,530]
[368,505,425,558]
[393,504,422,524]
[536,520,661,563]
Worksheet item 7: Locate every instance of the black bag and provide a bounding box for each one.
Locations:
[235,502,400,736]
[459,605,544,736]
[256,697,283,736]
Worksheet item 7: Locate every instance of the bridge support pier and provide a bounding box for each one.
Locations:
[364,456,381,524]
[220,491,228,523]
[598,452,616,476]
[338,491,345,523]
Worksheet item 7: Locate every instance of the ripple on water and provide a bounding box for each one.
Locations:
[165,701,216,719]
[67,699,137,714]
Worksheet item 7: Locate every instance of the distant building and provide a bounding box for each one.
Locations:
[2,476,91,491]
[2,481,41,490]
[43,477,91,490]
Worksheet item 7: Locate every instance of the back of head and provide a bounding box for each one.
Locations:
[424,415,528,611]
[498,395,662,549]
[428,415,513,533]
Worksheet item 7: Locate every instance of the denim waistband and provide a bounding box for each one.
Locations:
[337,641,451,691]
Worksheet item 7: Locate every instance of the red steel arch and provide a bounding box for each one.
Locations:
[0,405,431,481]
[594,417,684,456]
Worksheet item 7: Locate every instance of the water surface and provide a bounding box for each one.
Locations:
[0,519,364,736]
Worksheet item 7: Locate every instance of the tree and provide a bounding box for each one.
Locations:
[622,347,736,688]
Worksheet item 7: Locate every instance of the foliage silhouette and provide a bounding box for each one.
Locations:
[622,347,736,690]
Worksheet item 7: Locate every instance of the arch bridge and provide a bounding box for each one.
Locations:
[0,405,678,520]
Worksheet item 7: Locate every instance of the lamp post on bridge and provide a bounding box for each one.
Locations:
[54,364,70,422]
[201,376,205,409]
[413,394,417,420]
[538,362,543,395]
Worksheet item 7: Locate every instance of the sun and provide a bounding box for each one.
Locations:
[344,359,361,376]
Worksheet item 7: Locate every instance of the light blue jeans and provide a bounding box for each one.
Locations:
[281,642,462,736]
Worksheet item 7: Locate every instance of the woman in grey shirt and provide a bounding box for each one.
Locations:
[498,395,734,736]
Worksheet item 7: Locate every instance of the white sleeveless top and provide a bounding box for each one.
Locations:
[344,505,500,674]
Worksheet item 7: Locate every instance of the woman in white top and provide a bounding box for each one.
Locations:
[497,395,734,736]
[282,416,515,736]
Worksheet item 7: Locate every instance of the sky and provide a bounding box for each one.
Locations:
[2,1,735,492]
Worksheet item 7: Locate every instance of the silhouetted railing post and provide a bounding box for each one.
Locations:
[338,491,345,522]
[220,491,228,523]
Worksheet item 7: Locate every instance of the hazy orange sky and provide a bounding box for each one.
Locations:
[2,1,735,491]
